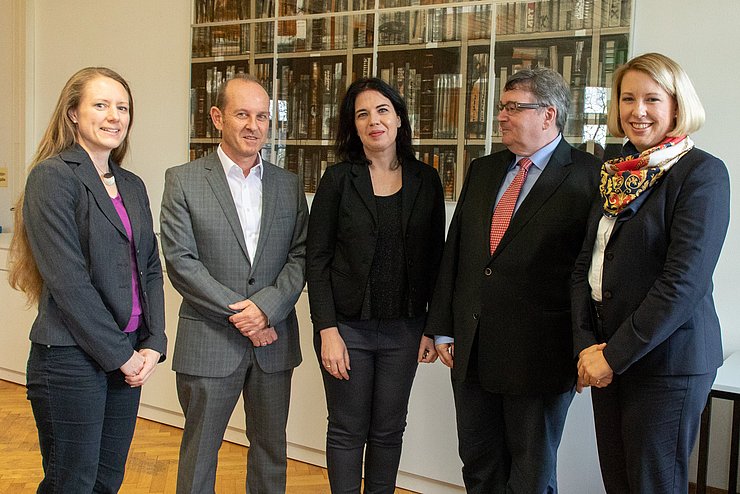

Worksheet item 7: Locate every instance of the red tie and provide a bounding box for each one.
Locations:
[489,158,532,255]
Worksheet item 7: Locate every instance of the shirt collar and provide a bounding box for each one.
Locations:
[217,144,263,180]
[513,133,562,171]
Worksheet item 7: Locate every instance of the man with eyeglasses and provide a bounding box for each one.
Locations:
[426,67,601,493]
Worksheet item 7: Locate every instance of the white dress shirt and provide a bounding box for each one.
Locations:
[218,145,263,261]
[588,215,617,302]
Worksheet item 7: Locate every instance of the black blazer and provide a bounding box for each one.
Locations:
[425,138,601,395]
[572,146,730,376]
[307,158,446,332]
[23,144,167,372]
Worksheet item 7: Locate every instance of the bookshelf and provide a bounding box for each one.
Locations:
[190,0,633,199]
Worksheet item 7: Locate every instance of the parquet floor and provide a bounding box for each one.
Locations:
[0,379,416,493]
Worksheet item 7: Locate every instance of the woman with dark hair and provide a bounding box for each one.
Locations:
[307,77,445,492]
[572,53,730,492]
[8,67,166,492]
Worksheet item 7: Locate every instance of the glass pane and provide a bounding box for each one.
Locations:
[600,0,631,28]
[192,25,249,58]
[378,47,460,140]
[190,62,249,140]
[352,13,374,49]
[495,0,595,35]
[254,21,275,54]
[351,53,374,80]
[278,15,349,52]
[493,36,593,139]
[275,56,347,142]
[194,0,250,22]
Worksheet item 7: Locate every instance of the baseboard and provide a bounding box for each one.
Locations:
[0,368,25,384]
[689,483,727,494]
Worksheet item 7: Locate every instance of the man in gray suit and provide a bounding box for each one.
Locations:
[160,74,308,493]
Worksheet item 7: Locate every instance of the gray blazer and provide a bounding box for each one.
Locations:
[23,144,167,372]
[160,152,308,377]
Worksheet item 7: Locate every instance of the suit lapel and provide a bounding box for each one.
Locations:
[350,162,377,225]
[252,162,276,268]
[64,145,127,239]
[204,153,251,262]
[401,161,422,233]
[491,140,572,258]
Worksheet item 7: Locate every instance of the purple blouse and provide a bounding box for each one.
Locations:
[111,195,143,333]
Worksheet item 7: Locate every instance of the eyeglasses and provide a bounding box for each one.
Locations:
[497,101,549,113]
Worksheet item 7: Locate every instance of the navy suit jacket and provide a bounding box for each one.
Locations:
[23,144,167,372]
[426,138,601,395]
[571,146,730,376]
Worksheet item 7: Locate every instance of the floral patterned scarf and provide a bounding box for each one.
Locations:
[600,136,694,217]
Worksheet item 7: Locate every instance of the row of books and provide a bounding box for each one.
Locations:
[190,62,273,139]
[192,25,248,58]
[420,147,456,200]
[277,60,346,141]
[378,51,461,140]
[279,146,334,192]
[278,15,352,52]
[467,52,489,139]
[190,65,241,139]
[194,0,630,34]
[279,0,351,17]
[193,0,274,23]
[600,0,631,28]
[496,0,591,35]
[379,7,464,46]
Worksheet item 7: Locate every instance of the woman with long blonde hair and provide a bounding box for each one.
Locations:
[9,67,167,493]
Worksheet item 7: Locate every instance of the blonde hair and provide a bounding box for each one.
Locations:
[607,52,705,138]
[8,67,135,305]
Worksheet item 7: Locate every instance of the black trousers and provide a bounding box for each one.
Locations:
[452,336,574,494]
[26,331,141,494]
[591,371,715,494]
[315,317,424,494]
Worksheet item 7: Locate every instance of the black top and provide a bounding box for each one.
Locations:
[306,159,446,333]
[364,190,408,319]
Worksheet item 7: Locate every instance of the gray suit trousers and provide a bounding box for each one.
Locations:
[175,347,293,494]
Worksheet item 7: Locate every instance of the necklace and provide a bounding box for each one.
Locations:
[101,173,116,186]
[93,162,116,186]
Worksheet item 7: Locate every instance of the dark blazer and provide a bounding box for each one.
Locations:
[425,138,600,395]
[23,144,167,372]
[161,152,308,377]
[571,147,730,376]
[306,158,446,332]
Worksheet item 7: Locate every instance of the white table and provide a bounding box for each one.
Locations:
[697,351,740,494]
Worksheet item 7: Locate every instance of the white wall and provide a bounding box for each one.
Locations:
[631,1,740,487]
[2,0,739,491]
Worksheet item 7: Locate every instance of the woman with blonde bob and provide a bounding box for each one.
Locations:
[9,67,166,493]
[571,52,730,493]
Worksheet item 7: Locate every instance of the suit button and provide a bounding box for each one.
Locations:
[603,290,613,300]
[473,313,479,320]
[248,278,255,285]
[408,259,413,266]
[605,252,614,261]
[484,268,492,276]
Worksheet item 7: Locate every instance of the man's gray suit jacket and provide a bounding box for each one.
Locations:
[160,152,308,378]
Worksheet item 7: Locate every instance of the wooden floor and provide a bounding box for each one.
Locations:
[0,379,416,493]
